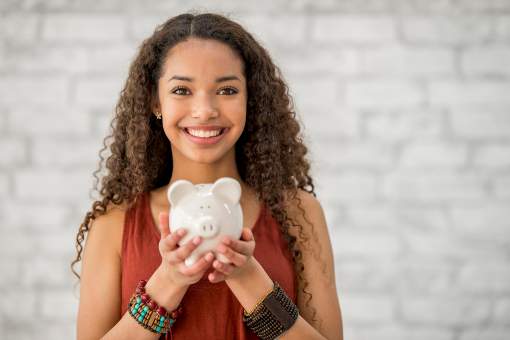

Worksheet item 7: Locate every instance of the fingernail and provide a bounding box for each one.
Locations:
[178,229,186,236]
[217,244,226,253]
[193,236,201,245]
[205,253,214,261]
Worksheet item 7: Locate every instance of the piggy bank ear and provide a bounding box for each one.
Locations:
[167,180,195,206]
[211,177,241,206]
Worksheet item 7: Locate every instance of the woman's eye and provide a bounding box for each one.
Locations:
[172,87,189,95]
[218,87,238,95]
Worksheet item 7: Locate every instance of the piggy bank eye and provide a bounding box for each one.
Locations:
[207,205,210,209]
[200,205,203,209]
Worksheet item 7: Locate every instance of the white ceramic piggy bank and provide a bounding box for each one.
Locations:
[167,177,243,267]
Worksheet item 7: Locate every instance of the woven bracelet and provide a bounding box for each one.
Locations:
[243,281,299,340]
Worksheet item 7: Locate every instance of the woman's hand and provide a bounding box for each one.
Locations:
[157,211,215,287]
[208,227,256,283]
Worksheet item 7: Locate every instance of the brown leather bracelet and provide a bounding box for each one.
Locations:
[242,281,299,340]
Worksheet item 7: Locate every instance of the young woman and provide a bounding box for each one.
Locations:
[73,12,342,340]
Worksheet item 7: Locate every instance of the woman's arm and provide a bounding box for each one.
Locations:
[223,190,343,340]
[76,206,188,340]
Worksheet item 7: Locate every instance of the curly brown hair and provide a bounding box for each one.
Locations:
[71,11,321,325]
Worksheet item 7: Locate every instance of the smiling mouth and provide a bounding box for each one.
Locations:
[183,127,227,138]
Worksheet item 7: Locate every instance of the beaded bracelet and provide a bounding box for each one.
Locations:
[243,281,299,340]
[127,279,183,334]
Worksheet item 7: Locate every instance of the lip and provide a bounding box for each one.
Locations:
[183,125,226,131]
[182,127,229,145]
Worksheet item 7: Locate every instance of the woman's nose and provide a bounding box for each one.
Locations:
[191,95,219,119]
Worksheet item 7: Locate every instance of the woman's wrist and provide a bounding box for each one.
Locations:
[144,264,189,311]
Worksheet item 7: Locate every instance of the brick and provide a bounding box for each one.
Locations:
[361,46,455,77]
[394,0,458,14]
[32,137,102,167]
[457,0,510,12]
[345,81,424,108]
[383,171,486,202]
[1,200,70,229]
[348,205,449,232]
[0,230,38,256]
[277,48,360,76]
[21,257,69,287]
[399,258,455,294]
[0,13,39,45]
[401,16,492,45]
[0,76,68,105]
[335,259,397,292]
[40,290,78,320]
[0,260,20,287]
[0,137,27,167]
[41,14,126,43]
[365,110,444,141]
[493,299,510,325]
[399,142,468,168]
[457,262,510,294]
[14,169,93,201]
[313,141,394,170]
[401,297,490,326]
[450,109,510,139]
[38,229,77,257]
[289,76,341,113]
[459,330,510,340]
[0,172,8,196]
[494,16,510,41]
[237,14,307,48]
[299,107,359,139]
[461,47,510,77]
[492,175,510,198]
[451,204,510,244]
[340,293,394,324]
[429,81,510,107]
[330,229,401,256]
[304,0,391,12]
[404,227,508,259]
[73,77,124,106]
[127,14,175,42]
[8,105,91,136]
[0,46,88,74]
[353,325,454,340]
[472,145,510,168]
[0,289,37,319]
[316,172,379,202]
[311,15,397,45]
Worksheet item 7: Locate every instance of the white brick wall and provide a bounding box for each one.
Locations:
[1,1,509,339]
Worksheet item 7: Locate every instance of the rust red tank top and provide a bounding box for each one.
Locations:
[120,191,297,340]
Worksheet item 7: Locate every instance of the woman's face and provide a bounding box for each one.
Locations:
[155,38,247,164]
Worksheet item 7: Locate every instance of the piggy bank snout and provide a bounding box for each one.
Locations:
[194,216,219,238]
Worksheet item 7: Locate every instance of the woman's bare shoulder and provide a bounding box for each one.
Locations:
[86,200,131,257]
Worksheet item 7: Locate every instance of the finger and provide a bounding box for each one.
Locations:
[241,228,254,241]
[217,244,248,267]
[208,271,227,283]
[212,259,235,276]
[167,236,202,264]
[178,252,214,276]
[160,228,187,253]
[220,237,254,256]
[158,212,170,239]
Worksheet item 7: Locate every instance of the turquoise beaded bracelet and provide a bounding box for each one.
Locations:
[127,279,183,334]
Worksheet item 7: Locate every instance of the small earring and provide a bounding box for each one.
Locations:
[154,111,162,120]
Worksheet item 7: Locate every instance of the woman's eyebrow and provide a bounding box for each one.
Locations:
[168,75,241,83]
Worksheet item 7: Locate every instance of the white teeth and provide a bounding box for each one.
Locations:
[187,128,222,138]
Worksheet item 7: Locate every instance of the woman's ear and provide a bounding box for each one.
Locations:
[167,180,195,206]
[211,177,241,206]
